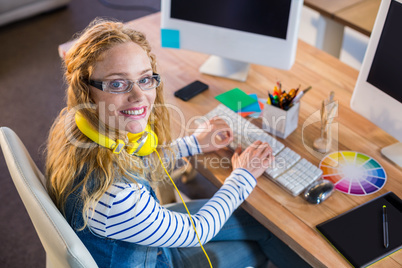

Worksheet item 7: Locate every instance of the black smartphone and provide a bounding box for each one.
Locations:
[174,80,208,101]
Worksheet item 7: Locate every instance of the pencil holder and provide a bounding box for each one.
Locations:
[262,102,300,139]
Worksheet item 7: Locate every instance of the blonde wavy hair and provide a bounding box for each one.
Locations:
[45,18,174,224]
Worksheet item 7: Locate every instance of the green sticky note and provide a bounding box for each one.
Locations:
[215,88,257,112]
[161,29,180,49]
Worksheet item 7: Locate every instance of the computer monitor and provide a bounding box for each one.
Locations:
[160,0,303,81]
[351,0,402,168]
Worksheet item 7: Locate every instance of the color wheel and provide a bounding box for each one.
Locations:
[319,151,387,196]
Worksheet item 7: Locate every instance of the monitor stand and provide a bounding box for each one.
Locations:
[381,142,402,168]
[199,55,250,82]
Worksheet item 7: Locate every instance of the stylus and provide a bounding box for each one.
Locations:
[383,205,389,248]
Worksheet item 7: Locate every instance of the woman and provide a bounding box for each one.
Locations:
[46,19,310,268]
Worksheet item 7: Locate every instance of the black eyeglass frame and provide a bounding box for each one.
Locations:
[88,73,161,94]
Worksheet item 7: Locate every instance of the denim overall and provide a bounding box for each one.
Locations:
[64,175,172,268]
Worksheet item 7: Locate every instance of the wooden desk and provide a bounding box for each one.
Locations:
[304,0,365,18]
[305,0,380,36]
[334,0,381,37]
[304,0,380,58]
[127,13,402,267]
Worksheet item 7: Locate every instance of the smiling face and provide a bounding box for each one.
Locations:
[89,42,156,134]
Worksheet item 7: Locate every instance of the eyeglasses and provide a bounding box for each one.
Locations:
[88,73,161,94]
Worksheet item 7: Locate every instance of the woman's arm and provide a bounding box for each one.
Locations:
[89,140,272,248]
[87,168,255,248]
[173,117,233,158]
[174,135,202,158]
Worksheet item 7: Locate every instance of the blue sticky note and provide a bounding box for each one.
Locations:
[240,94,262,113]
[161,29,180,49]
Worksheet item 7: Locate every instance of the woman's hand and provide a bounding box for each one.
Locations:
[193,117,233,153]
[231,140,274,178]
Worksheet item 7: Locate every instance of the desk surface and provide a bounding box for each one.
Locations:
[128,13,402,267]
[305,0,381,36]
[304,0,365,17]
[334,0,381,36]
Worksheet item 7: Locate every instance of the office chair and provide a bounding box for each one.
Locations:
[0,127,98,268]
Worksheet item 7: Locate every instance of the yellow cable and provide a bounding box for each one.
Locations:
[154,150,213,268]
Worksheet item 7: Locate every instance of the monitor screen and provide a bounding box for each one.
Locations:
[351,0,402,167]
[161,0,303,81]
[170,0,291,39]
[366,0,402,103]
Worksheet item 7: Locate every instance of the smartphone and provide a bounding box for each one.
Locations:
[174,80,209,101]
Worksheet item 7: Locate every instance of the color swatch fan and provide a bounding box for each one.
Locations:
[319,151,387,195]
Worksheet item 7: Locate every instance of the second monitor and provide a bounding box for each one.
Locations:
[351,0,402,168]
[161,0,303,81]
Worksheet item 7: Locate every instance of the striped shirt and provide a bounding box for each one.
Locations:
[88,135,257,247]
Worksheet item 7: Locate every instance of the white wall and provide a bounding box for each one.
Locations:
[339,27,370,70]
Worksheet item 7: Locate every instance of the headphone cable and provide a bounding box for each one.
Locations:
[155,149,213,268]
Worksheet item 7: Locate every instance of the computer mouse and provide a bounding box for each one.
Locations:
[304,179,334,204]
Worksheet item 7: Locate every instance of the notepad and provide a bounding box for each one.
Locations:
[316,192,402,267]
[215,88,257,112]
[239,94,262,113]
[238,94,264,118]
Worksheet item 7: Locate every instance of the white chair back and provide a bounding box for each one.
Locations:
[0,127,98,268]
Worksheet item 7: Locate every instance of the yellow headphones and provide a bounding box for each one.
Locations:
[74,112,158,156]
[75,111,213,267]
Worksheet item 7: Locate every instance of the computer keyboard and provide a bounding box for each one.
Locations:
[199,104,323,196]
